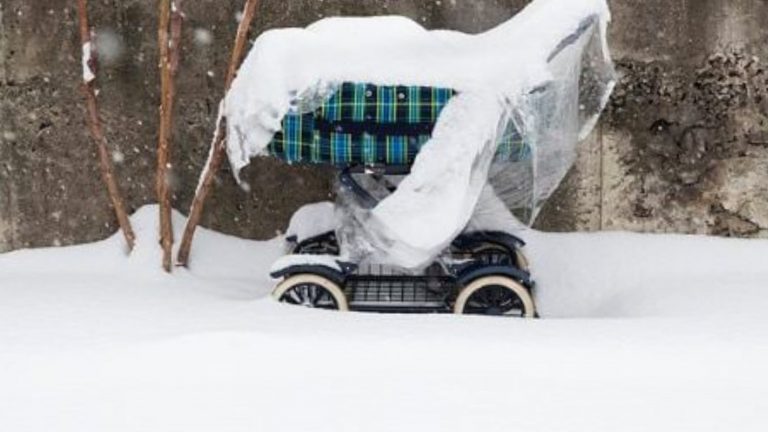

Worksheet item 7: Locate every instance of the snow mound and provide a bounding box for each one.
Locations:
[1,205,766,320]
[225,0,611,166]
[285,201,339,243]
[0,205,283,282]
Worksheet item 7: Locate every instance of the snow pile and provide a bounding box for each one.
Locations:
[223,0,615,269]
[285,201,339,243]
[2,206,768,431]
[225,0,612,166]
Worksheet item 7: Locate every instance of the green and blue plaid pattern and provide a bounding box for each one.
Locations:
[268,82,529,168]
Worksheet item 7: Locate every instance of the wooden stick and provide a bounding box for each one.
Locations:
[77,0,136,252]
[157,0,171,271]
[176,0,260,267]
[156,0,184,272]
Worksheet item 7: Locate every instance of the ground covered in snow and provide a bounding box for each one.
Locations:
[2,205,768,431]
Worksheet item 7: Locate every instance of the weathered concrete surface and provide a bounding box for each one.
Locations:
[536,0,768,237]
[0,0,767,253]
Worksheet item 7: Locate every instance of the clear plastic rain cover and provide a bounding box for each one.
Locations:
[223,0,616,269]
[488,14,616,225]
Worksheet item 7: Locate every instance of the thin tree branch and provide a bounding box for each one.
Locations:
[176,0,260,267]
[157,0,184,272]
[77,0,136,252]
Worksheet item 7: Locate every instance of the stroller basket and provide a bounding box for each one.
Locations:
[345,276,455,312]
[345,262,456,312]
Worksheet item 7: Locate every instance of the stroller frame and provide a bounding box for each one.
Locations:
[271,167,537,317]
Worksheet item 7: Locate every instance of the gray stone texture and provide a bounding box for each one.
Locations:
[0,0,766,252]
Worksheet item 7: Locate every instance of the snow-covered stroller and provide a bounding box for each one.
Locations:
[267,83,537,316]
[223,0,615,316]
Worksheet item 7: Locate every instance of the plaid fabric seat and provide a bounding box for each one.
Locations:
[267,82,530,169]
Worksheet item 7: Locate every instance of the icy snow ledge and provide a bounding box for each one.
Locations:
[225,0,613,268]
[270,254,343,276]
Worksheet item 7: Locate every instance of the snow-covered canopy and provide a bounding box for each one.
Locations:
[224,0,616,269]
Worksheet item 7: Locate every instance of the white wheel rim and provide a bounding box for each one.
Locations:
[454,275,535,318]
[272,274,349,311]
[515,249,530,271]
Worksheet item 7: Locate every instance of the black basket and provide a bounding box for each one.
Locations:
[344,263,456,312]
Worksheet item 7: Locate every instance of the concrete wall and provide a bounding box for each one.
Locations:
[1,0,766,252]
[537,0,768,238]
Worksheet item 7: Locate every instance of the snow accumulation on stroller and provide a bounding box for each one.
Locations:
[223,0,616,316]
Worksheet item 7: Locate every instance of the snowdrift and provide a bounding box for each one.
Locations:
[2,206,768,431]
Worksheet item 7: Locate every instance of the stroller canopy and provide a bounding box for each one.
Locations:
[224,0,615,269]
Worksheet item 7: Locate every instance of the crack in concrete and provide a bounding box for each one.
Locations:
[0,3,12,252]
[0,2,6,85]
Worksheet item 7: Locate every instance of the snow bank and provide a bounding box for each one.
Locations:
[225,0,615,268]
[2,206,768,431]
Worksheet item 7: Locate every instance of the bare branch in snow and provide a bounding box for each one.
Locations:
[176,0,260,268]
[77,0,136,252]
[157,0,185,272]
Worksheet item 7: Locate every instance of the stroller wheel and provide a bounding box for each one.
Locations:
[454,276,535,318]
[273,274,349,311]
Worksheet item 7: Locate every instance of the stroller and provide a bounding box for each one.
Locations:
[267,82,537,317]
[222,1,615,317]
